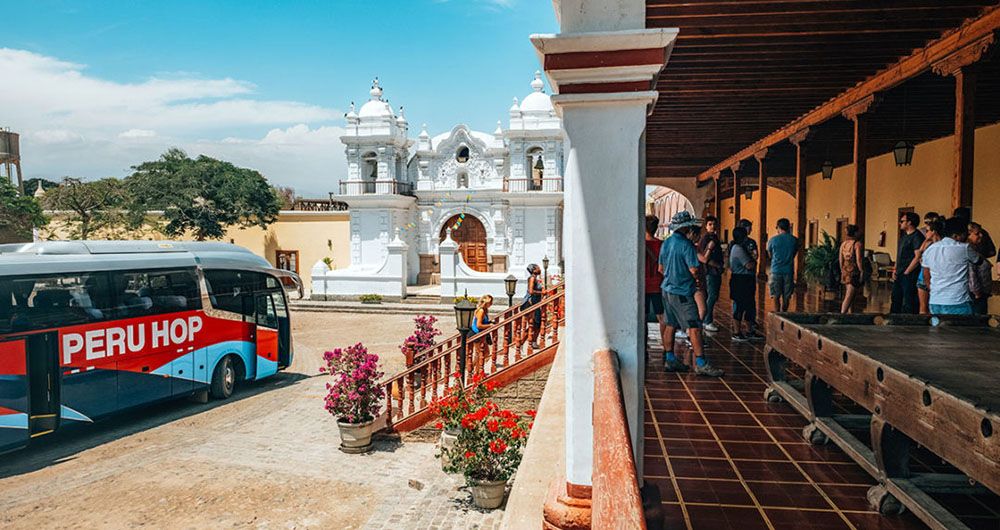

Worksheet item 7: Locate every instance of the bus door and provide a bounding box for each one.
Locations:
[0,338,30,453]
[272,292,292,369]
[26,333,60,438]
[253,293,279,380]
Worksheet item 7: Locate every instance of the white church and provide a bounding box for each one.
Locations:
[311,73,565,301]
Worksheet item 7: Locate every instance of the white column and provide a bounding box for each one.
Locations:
[556,92,654,487]
[439,230,459,299]
[385,230,408,299]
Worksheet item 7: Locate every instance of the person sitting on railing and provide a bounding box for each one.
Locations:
[472,294,493,344]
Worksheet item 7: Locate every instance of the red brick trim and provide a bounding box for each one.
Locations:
[558,81,652,94]
[544,48,665,70]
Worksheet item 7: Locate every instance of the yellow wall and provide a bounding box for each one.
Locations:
[41,211,351,294]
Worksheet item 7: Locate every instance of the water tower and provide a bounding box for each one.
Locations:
[0,128,23,194]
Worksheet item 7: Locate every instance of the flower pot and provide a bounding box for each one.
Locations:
[468,477,507,510]
[439,429,459,471]
[337,419,374,454]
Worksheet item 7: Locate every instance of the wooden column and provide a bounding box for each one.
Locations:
[754,149,769,278]
[931,34,995,213]
[730,162,742,232]
[714,174,722,220]
[790,128,810,283]
[843,96,876,232]
[952,67,976,212]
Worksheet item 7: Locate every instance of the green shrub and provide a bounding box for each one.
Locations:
[803,231,838,288]
[359,293,383,303]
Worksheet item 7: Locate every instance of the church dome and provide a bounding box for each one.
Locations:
[519,71,553,113]
[358,79,395,119]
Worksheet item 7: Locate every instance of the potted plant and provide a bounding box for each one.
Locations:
[359,293,383,304]
[320,343,385,453]
[440,394,534,509]
[400,315,442,367]
[803,231,840,300]
[430,372,497,471]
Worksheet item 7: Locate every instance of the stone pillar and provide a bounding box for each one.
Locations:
[438,230,459,300]
[532,8,676,526]
[755,149,769,278]
[790,128,810,283]
[386,229,409,299]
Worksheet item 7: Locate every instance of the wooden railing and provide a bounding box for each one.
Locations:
[382,284,565,432]
[592,349,646,529]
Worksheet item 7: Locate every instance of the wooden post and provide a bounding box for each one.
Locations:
[952,66,977,212]
[790,128,810,283]
[932,35,994,213]
[713,174,721,220]
[755,149,769,278]
[730,162,742,232]
[843,96,876,232]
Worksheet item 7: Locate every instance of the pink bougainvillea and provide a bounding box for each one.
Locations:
[400,315,441,363]
[320,343,384,424]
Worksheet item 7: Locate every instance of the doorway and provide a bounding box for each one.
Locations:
[26,333,59,437]
[440,214,489,272]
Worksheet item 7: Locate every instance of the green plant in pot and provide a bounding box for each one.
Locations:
[803,231,841,299]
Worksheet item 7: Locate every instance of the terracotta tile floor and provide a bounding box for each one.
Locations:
[642,280,1000,530]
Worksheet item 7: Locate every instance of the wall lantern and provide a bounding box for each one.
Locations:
[821,161,834,180]
[893,141,915,166]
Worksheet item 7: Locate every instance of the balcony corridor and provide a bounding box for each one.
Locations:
[642,281,1000,530]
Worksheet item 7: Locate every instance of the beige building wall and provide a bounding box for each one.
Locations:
[40,211,351,295]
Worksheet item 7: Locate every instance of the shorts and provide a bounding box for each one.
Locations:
[929,303,973,315]
[662,291,702,330]
[645,293,664,317]
[768,273,794,299]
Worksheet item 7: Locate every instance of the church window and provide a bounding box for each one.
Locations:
[456,146,470,164]
[527,147,544,191]
[457,171,469,188]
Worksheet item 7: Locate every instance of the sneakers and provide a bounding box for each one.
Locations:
[747,331,766,341]
[731,333,749,343]
[695,361,724,377]
[674,330,689,339]
[703,322,720,333]
[663,358,691,372]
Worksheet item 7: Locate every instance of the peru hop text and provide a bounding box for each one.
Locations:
[61,316,204,364]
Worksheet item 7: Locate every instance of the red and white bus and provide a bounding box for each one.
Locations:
[0,241,301,454]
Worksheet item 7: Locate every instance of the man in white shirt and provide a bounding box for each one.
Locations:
[921,217,980,315]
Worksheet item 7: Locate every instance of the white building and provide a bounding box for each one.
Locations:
[312,74,565,301]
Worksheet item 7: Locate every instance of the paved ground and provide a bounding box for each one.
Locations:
[0,311,503,529]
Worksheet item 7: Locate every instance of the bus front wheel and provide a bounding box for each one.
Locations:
[211,356,236,400]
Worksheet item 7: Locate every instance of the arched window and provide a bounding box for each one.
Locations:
[456,146,470,164]
[361,152,378,194]
[527,147,544,191]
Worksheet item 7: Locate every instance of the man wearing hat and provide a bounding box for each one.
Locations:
[657,211,725,377]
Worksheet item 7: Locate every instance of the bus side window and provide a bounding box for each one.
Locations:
[1,273,112,332]
[204,270,268,318]
[113,269,202,318]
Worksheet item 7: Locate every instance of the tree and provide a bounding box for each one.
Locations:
[273,186,297,210]
[126,148,280,240]
[0,179,48,243]
[41,177,131,240]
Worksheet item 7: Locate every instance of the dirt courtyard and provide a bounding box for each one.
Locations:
[0,311,501,530]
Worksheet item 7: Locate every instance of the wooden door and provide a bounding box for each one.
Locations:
[441,215,489,272]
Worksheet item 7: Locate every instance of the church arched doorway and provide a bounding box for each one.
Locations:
[440,214,489,272]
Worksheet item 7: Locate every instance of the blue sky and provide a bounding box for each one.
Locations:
[1,0,558,195]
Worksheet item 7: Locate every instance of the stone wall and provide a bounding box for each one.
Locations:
[493,363,551,414]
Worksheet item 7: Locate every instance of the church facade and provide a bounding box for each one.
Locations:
[311,73,565,300]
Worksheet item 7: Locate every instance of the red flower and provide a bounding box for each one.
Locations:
[434,421,443,430]
[526,410,537,418]
[489,439,508,454]
[511,427,525,439]
[529,422,534,429]
[500,418,517,429]
[487,419,499,433]
[472,372,485,384]
[485,380,498,391]
[464,451,475,459]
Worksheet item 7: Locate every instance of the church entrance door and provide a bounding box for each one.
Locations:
[440,214,489,272]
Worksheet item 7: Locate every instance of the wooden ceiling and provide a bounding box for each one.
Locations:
[645,0,1000,179]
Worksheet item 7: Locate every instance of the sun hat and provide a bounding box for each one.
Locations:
[669,211,703,231]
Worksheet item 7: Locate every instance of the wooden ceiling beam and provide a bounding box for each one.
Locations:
[691,6,1000,181]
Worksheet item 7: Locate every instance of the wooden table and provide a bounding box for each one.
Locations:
[764,312,1000,530]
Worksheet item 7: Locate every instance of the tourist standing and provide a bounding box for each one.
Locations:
[524,264,544,348]
[904,216,943,314]
[954,207,996,258]
[968,222,993,315]
[644,215,667,348]
[839,225,864,314]
[765,218,798,312]
[729,227,759,342]
[698,216,724,332]
[891,212,925,314]
[658,211,724,377]
[921,217,979,315]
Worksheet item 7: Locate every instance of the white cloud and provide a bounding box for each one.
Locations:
[118,129,157,139]
[0,48,344,195]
